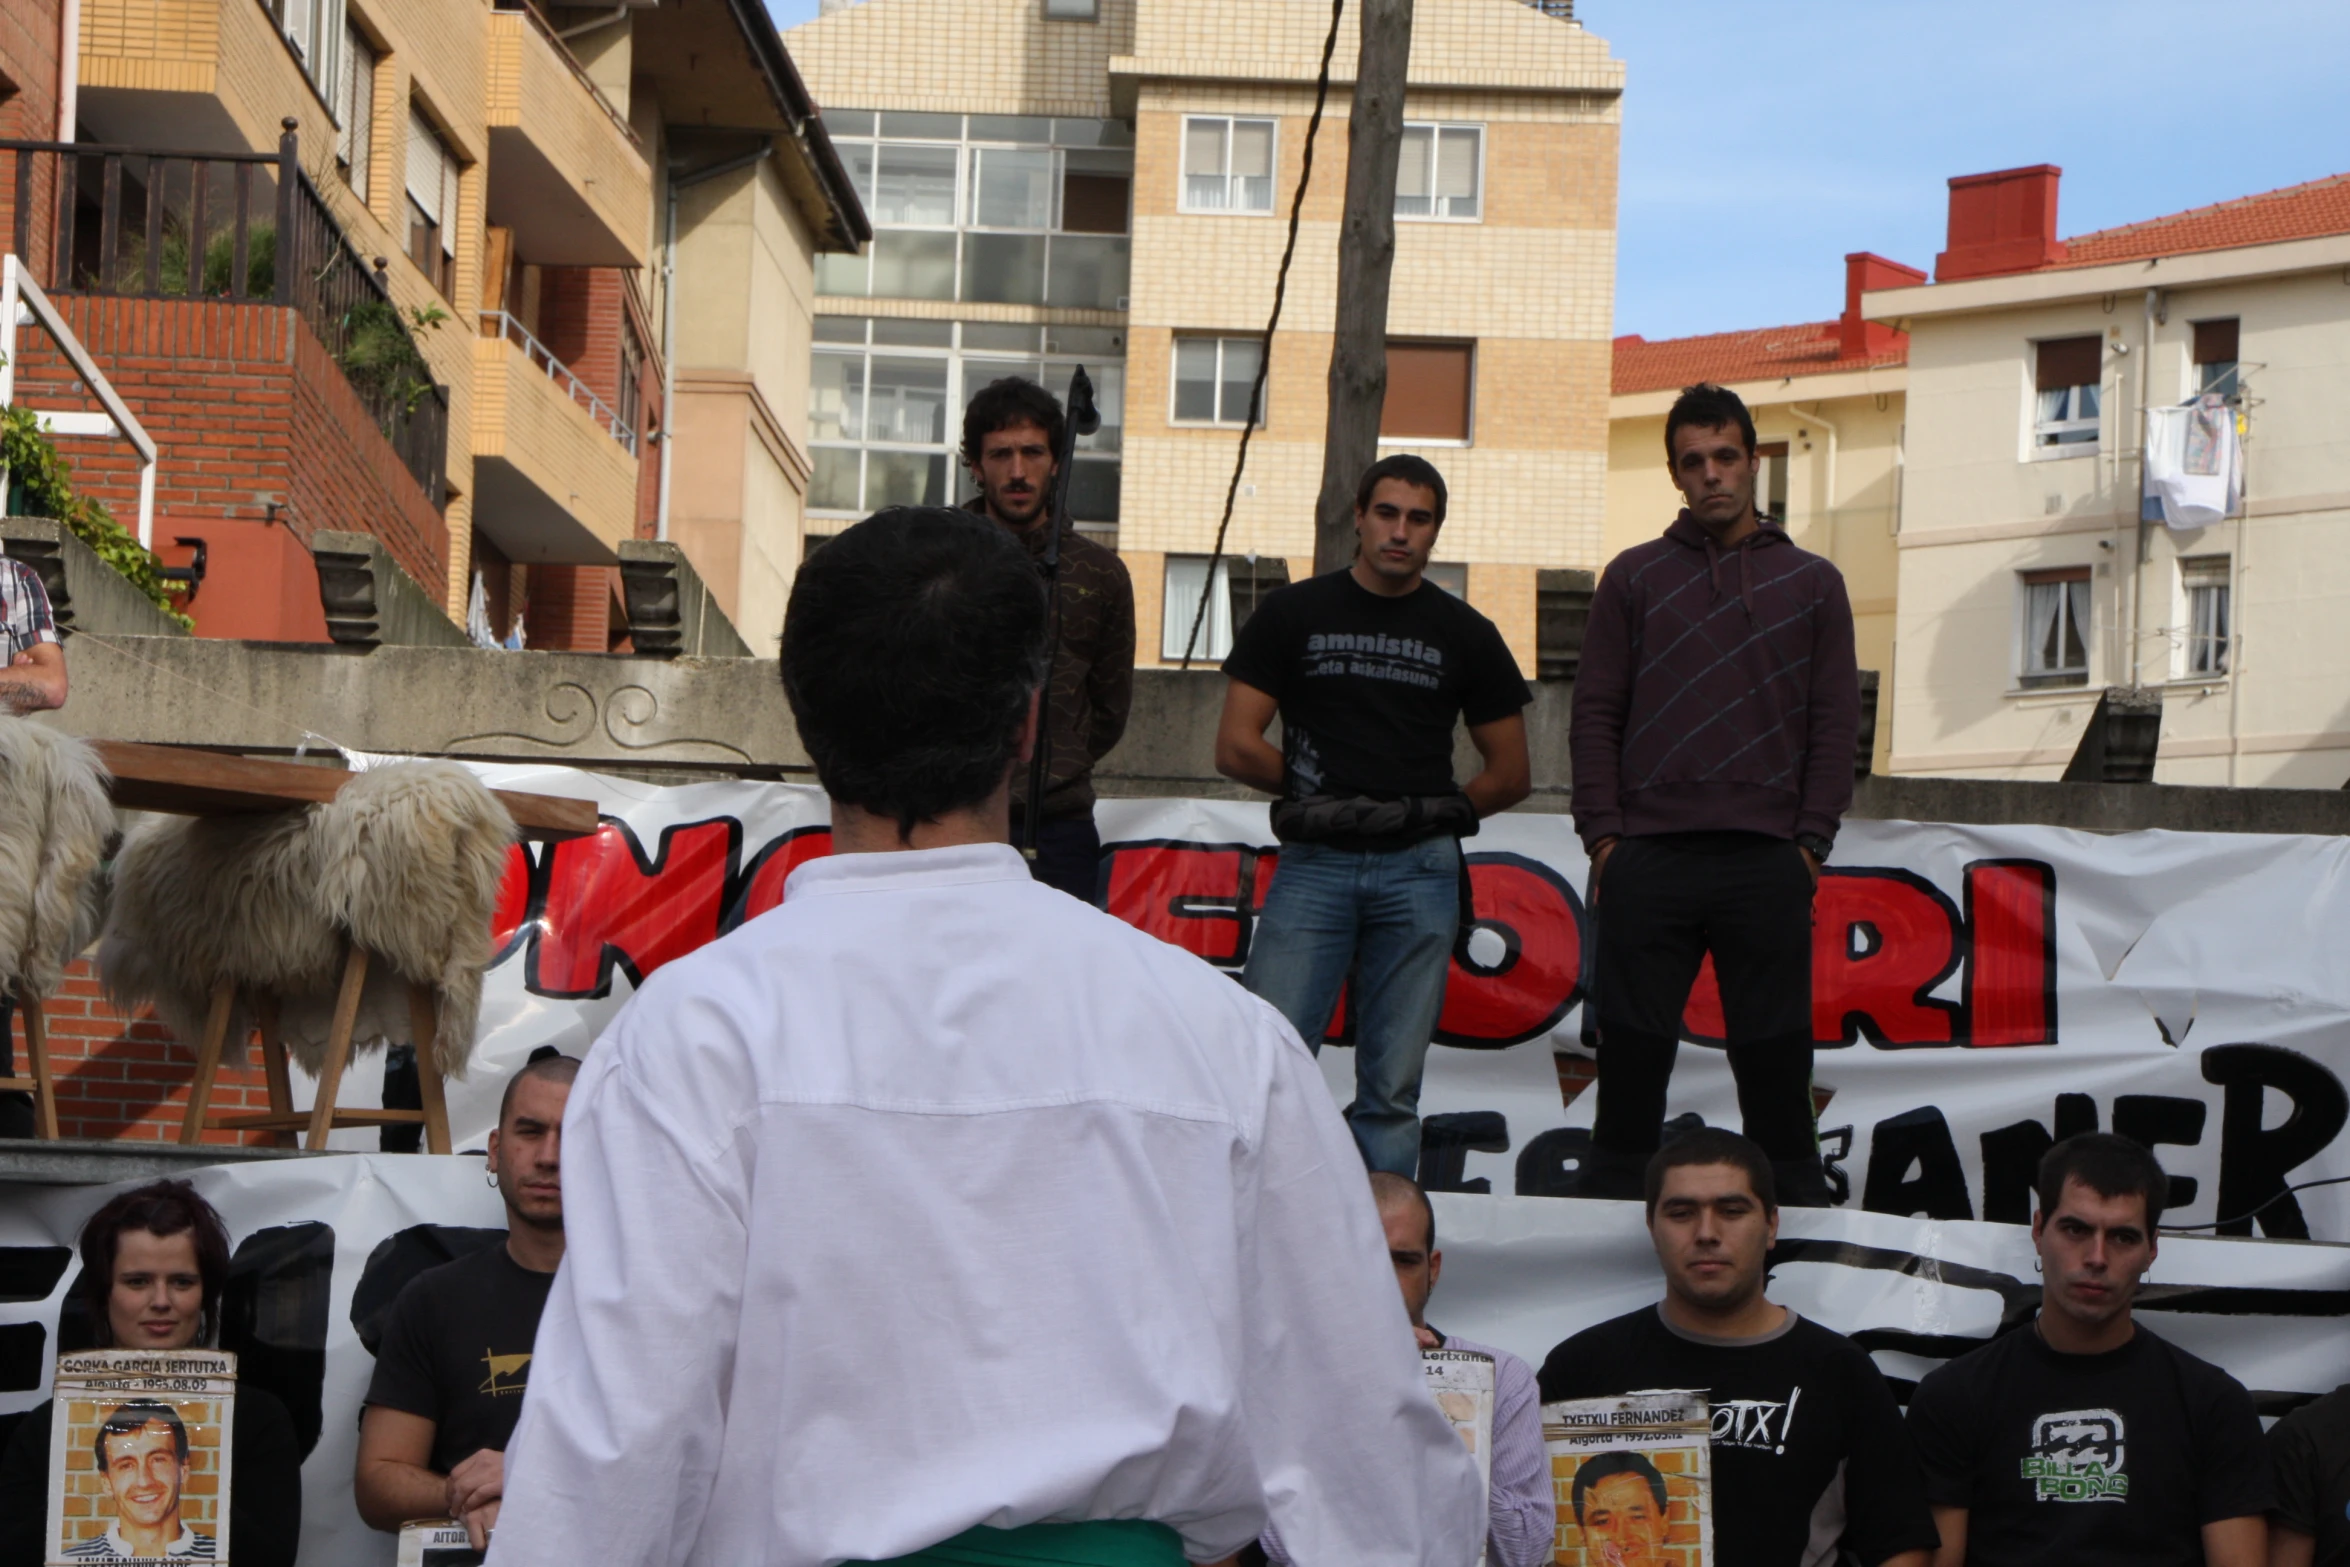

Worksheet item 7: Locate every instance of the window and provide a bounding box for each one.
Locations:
[335,25,375,202]
[817,114,1131,309]
[1396,124,1481,220]
[1182,117,1276,214]
[2193,317,2240,398]
[807,317,1125,524]
[269,0,345,99]
[1043,0,1098,17]
[1754,441,1790,526]
[618,317,645,444]
[405,105,458,294]
[2181,557,2230,676]
[2019,567,2091,689]
[1424,562,1467,598]
[1164,557,1234,661]
[1380,341,1472,443]
[2033,336,2102,448]
[1172,336,1264,426]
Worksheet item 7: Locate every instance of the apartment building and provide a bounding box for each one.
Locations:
[1607,251,1919,770]
[1865,165,2350,786]
[785,0,1620,671]
[0,0,858,650]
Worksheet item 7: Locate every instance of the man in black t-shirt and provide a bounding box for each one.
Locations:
[2270,1383,2350,1567]
[1538,1128,1937,1567]
[1215,454,1532,1175]
[1906,1133,2269,1567]
[355,1053,579,1551]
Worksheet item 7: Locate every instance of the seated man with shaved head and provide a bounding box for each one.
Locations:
[356,1051,579,1551]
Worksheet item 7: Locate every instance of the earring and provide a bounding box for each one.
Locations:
[485,1169,498,1189]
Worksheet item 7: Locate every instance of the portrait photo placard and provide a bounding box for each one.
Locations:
[44,1349,236,1565]
[1544,1390,1711,1567]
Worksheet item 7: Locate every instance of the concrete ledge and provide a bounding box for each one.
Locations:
[0,1138,328,1187]
[44,635,806,772]
[0,517,190,638]
[1854,775,2350,836]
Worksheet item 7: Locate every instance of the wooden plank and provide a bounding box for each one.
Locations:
[177,984,235,1146]
[90,740,597,840]
[212,1110,428,1129]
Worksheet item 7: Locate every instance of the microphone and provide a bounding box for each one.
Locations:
[1067,365,1101,439]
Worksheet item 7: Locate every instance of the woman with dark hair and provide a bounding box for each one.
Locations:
[0,1180,302,1565]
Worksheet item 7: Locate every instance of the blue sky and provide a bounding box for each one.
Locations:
[769,0,2350,341]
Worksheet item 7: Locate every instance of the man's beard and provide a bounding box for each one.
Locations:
[989,484,1047,525]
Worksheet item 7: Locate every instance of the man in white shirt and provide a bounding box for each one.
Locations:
[490,506,1484,1567]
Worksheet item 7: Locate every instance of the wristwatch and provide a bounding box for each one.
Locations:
[1794,832,1833,863]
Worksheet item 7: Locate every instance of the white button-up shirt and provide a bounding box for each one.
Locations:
[492,843,1484,1567]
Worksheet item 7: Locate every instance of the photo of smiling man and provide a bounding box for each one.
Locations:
[1572,1451,1674,1567]
[65,1401,216,1560]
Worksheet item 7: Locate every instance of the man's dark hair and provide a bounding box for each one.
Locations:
[1663,382,1758,459]
[1353,453,1448,526]
[2036,1132,2169,1230]
[94,1399,190,1470]
[499,1051,581,1126]
[1571,1449,1667,1526]
[1643,1126,1776,1217]
[77,1181,231,1348]
[781,507,1048,839]
[1368,1170,1435,1253]
[960,377,1067,469]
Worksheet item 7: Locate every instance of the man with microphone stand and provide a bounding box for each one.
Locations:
[962,374,1134,903]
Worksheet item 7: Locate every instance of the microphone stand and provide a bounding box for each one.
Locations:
[1022,365,1098,862]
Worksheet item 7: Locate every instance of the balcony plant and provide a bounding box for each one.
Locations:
[0,402,192,629]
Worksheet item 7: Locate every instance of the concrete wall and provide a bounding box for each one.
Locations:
[47,634,2350,836]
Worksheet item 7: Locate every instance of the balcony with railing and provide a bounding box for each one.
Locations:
[471,309,640,564]
[485,0,650,268]
[0,124,450,507]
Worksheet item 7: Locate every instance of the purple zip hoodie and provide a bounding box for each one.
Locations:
[1569,512,1859,853]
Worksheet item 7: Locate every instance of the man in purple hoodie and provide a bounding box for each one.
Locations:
[1570,383,1859,1206]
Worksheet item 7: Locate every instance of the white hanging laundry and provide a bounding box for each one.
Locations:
[2143,392,2241,530]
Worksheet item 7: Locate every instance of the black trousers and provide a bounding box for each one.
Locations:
[1589,832,1818,1161]
[1011,810,1104,905]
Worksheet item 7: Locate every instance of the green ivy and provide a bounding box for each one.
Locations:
[0,402,193,629]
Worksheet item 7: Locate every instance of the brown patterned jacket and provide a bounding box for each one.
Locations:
[967,500,1136,818]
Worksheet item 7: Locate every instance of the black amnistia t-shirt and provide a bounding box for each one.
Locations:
[1538,1304,1937,1567]
[1906,1324,2273,1567]
[1222,570,1530,800]
[363,1241,555,1474]
[2272,1384,2350,1566]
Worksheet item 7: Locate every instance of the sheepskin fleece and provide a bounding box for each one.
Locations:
[0,718,115,1001]
[99,761,514,1080]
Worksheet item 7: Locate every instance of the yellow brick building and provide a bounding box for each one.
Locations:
[786,0,1620,671]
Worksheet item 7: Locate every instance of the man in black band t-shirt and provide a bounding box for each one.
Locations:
[356,1054,579,1551]
[1906,1134,2269,1567]
[1538,1129,1937,1567]
[1216,454,1532,1176]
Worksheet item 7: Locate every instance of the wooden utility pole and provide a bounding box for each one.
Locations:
[1312,0,1413,574]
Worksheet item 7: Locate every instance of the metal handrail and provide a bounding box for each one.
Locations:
[480,310,637,453]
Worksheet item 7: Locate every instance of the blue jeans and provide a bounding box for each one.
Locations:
[1242,835,1462,1176]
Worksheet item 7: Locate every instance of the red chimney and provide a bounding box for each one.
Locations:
[1839,252,1926,359]
[1935,165,2066,281]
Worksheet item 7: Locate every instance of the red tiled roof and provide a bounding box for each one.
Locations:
[1612,321,1904,397]
[2055,172,2350,269]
